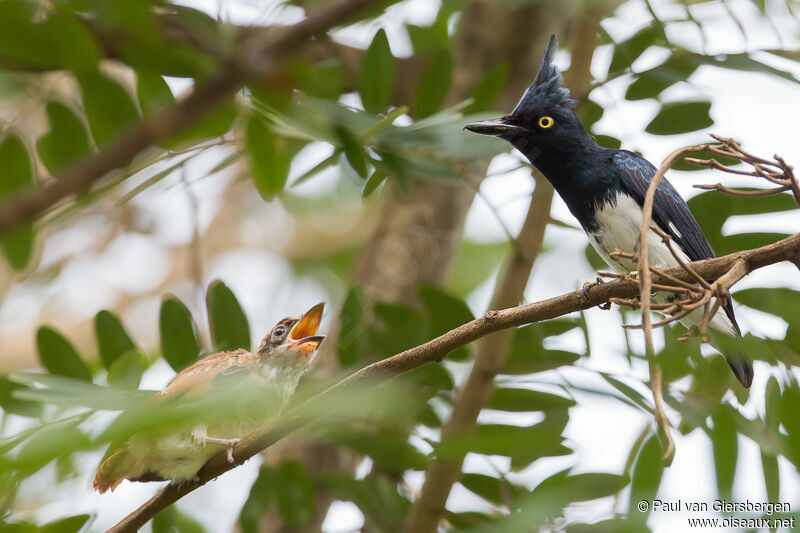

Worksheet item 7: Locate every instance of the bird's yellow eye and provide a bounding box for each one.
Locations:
[538,116,554,129]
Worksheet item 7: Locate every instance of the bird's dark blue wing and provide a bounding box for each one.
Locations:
[611,150,740,333]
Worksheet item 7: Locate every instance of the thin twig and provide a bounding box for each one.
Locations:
[631,134,799,463]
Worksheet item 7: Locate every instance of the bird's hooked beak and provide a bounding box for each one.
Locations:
[287,302,326,356]
[464,116,525,137]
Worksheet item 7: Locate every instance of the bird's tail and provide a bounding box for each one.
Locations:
[709,331,753,388]
[93,448,131,493]
[723,350,754,389]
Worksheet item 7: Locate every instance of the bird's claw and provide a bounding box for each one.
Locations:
[583,277,612,310]
[582,277,605,300]
[205,436,241,464]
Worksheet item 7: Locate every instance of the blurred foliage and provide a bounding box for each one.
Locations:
[0,0,799,531]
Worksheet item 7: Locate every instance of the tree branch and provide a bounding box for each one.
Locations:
[0,0,386,237]
[105,192,800,533]
[401,15,604,531]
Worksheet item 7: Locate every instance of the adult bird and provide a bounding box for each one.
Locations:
[94,303,326,492]
[465,35,753,388]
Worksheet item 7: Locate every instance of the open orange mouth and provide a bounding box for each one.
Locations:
[288,303,326,355]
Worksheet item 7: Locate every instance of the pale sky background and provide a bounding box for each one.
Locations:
[2,0,800,531]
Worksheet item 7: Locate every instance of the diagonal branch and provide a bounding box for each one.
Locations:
[106,217,800,532]
[0,0,385,237]
[401,13,605,531]
[401,179,553,533]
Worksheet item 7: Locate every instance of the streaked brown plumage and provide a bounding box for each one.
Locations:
[94,303,325,493]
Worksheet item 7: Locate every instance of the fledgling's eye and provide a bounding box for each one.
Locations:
[538,116,554,129]
[273,326,286,338]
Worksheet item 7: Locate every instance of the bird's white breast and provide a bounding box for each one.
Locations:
[587,193,689,272]
[586,192,735,336]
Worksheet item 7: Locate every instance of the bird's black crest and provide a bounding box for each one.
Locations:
[512,34,575,114]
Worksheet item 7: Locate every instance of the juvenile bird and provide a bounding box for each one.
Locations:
[93,303,326,492]
[465,35,752,387]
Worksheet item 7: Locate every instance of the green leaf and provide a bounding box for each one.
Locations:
[489,387,576,412]
[691,53,800,86]
[159,296,201,371]
[107,350,146,389]
[275,461,315,527]
[318,472,409,530]
[688,190,797,234]
[152,506,206,533]
[369,302,426,359]
[14,419,91,471]
[403,363,454,397]
[360,29,395,114]
[0,377,42,417]
[448,240,510,297]
[245,115,290,201]
[782,384,800,466]
[36,326,92,381]
[406,14,448,54]
[714,231,791,257]
[735,288,800,327]
[78,69,140,147]
[439,418,571,469]
[533,472,630,504]
[628,433,664,523]
[0,2,52,68]
[626,60,698,101]
[645,101,712,135]
[37,102,92,174]
[419,285,474,362]
[609,24,663,73]
[41,13,100,71]
[502,321,583,376]
[602,374,654,414]
[761,449,780,505]
[39,514,91,533]
[465,64,509,114]
[0,4,98,71]
[671,149,740,172]
[567,518,649,533]
[582,100,604,129]
[326,426,428,473]
[206,280,250,351]
[338,286,368,367]
[335,125,369,178]
[362,168,387,197]
[175,93,237,144]
[461,473,516,506]
[710,406,737,500]
[137,71,175,115]
[0,133,34,270]
[594,135,622,149]
[584,243,608,270]
[288,59,344,101]
[10,373,151,410]
[446,511,494,531]
[94,310,136,369]
[414,50,452,118]
[764,376,782,432]
[240,468,275,533]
